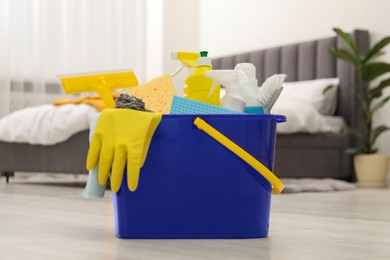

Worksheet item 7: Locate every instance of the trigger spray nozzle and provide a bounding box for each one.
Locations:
[170,52,201,78]
[205,70,246,112]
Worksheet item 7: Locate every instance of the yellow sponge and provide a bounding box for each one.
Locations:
[126,74,176,114]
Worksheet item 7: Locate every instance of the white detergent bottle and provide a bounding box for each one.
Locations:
[235,63,264,114]
[206,70,246,112]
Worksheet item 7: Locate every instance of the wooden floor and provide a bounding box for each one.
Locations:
[1,175,390,260]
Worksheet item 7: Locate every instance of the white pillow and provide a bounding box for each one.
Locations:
[277,78,339,115]
[273,99,332,134]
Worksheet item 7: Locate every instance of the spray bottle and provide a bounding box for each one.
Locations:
[170,52,199,76]
[234,63,264,114]
[171,52,200,96]
[184,51,220,106]
[206,70,246,112]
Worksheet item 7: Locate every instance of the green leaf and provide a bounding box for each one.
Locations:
[371,95,390,112]
[329,48,361,68]
[369,125,390,147]
[364,110,373,125]
[364,36,390,64]
[369,148,379,154]
[364,147,378,154]
[333,28,360,57]
[322,84,336,95]
[361,62,390,82]
[356,91,372,124]
[355,94,368,114]
[345,147,360,155]
[364,51,385,64]
[369,77,390,99]
[341,126,362,138]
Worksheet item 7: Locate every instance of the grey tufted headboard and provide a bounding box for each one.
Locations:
[212,30,369,180]
[212,30,369,143]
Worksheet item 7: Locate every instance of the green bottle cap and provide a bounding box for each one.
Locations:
[200,51,208,57]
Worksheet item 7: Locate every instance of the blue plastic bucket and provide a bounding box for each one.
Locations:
[113,114,286,239]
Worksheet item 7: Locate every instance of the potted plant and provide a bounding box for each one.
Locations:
[330,28,390,187]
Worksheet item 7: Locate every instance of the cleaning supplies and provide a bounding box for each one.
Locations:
[81,94,152,198]
[86,109,162,192]
[235,63,264,114]
[126,74,176,114]
[58,69,138,109]
[80,113,106,198]
[170,51,200,78]
[194,117,284,194]
[170,96,244,114]
[257,74,287,113]
[205,70,246,112]
[115,93,150,111]
[184,51,220,106]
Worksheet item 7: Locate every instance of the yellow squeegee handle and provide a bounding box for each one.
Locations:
[194,117,284,194]
[59,70,139,109]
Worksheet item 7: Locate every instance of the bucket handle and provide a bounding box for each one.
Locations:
[194,117,284,194]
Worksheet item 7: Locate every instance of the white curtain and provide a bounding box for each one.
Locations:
[0,0,146,118]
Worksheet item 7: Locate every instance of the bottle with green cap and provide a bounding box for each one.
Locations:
[183,51,220,106]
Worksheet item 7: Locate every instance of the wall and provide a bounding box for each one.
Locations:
[199,0,390,58]
[146,0,164,81]
[162,0,199,95]
[199,0,390,181]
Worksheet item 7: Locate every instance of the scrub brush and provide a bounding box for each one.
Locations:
[257,74,287,113]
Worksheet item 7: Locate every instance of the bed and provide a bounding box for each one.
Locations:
[0,29,369,182]
[213,29,368,180]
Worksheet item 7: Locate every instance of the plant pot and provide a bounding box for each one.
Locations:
[354,154,389,188]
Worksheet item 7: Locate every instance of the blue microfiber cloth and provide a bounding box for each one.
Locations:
[170,96,244,114]
[80,113,106,199]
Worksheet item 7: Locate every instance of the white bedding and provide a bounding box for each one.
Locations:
[272,99,344,134]
[322,115,346,133]
[0,96,343,145]
[0,104,98,145]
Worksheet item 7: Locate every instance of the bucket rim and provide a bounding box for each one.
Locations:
[163,114,286,123]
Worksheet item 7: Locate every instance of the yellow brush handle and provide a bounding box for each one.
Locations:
[193,117,284,194]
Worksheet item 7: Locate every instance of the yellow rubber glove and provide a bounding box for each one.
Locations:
[86,109,162,192]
